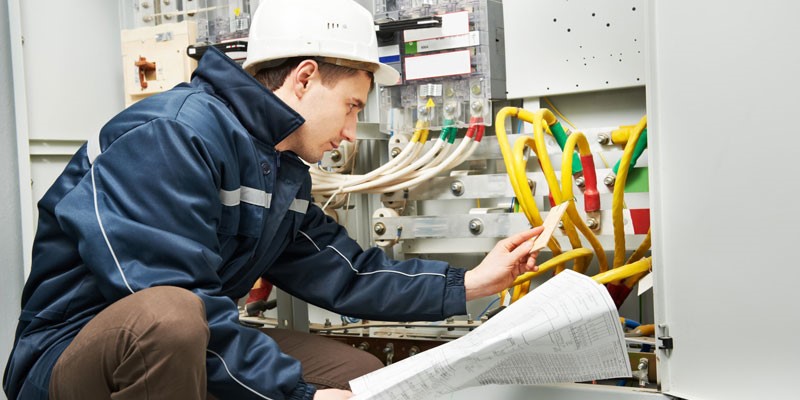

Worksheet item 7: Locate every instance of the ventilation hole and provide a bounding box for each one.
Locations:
[619,59,623,62]
[606,81,609,84]
[592,12,596,17]
[636,78,640,81]
[606,23,611,27]
[580,45,583,49]
[553,18,557,22]
[546,87,550,90]
[567,28,571,32]
[575,84,579,87]
[632,7,637,11]
[634,38,638,42]
[584,63,587,66]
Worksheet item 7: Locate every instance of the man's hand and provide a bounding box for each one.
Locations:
[314,388,353,399]
[464,227,545,300]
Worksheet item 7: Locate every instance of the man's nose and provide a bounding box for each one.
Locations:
[341,118,357,142]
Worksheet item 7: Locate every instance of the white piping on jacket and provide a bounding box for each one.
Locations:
[207,350,275,400]
[91,165,135,294]
[297,230,446,279]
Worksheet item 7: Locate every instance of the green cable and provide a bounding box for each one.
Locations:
[550,122,583,174]
[612,128,648,174]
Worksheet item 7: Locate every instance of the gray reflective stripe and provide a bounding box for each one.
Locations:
[219,186,272,208]
[289,199,309,214]
[87,133,101,164]
[219,187,307,212]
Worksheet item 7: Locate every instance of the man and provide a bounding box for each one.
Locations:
[3,0,542,399]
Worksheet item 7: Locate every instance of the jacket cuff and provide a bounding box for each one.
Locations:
[442,267,467,317]
[287,379,317,400]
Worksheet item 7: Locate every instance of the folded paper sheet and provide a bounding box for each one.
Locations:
[350,270,631,400]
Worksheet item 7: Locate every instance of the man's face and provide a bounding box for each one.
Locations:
[277,68,371,163]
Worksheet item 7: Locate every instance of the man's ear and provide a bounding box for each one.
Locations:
[292,59,320,99]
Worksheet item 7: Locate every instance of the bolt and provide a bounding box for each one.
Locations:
[330,149,342,163]
[390,147,402,158]
[575,176,586,188]
[164,13,173,20]
[143,15,153,22]
[471,101,483,113]
[163,0,170,4]
[468,219,484,235]
[586,218,599,230]
[604,173,617,187]
[444,102,456,116]
[374,222,386,236]
[471,85,482,95]
[324,318,332,328]
[597,133,611,145]
[557,221,564,230]
[357,342,369,351]
[418,106,429,117]
[450,180,464,196]
[409,346,420,356]
[445,87,456,97]
[141,1,150,8]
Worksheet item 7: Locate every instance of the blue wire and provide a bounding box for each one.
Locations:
[477,297,501,319]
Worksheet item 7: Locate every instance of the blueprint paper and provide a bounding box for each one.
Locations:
[350,270,631,400]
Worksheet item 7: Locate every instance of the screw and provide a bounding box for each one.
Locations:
[586,218,599,230]
[164,13,173,20]
[409,346,420,356]
[330,149,342,163]
[418,106,429,117]
[471,85,482,95]
[445,87,456,97]
[143,15,153,22]
[575,176,586,188]
[163,0,171,5]
[604,173,617,187]
[471,101,483,113]
[450,180,465,196]
[444,102,456,115]
[357,342,369,351]
[374,222,386,235]
[557,221,564,230]
[141,1,150,8]
[324,318,332,328]
[468,219,484,235]
[597,133,611,145]
[390,147,402,158]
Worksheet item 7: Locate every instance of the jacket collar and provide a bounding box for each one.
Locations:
[190,47,305,147]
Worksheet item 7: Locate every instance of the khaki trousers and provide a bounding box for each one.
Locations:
[48,286,382,400]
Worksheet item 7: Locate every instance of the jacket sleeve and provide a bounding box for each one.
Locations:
[268,204,467,321]
[54,118,315,400]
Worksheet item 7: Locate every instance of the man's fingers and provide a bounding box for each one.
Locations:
[504,227,545,249]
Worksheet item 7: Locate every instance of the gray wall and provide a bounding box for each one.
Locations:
[0,0,25,398]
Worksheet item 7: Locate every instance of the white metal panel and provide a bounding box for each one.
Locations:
[648,1,800,398]
[2,2,27,398]
[504,0,645,98]
[21,0,123,141]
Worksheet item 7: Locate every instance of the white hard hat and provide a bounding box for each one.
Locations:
[243,0,400,86]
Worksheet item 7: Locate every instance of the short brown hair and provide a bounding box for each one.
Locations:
[253,57,375,91]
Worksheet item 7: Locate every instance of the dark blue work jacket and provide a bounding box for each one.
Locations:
[3,47,466,400]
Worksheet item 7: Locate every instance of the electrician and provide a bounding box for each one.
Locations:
[3,1,543,399]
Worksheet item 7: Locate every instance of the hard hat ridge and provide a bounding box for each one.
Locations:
[243,0,400,85]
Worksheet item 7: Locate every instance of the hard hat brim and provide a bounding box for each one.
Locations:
[374,62,401,86]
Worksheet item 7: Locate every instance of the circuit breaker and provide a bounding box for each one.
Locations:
[373,0,505,134]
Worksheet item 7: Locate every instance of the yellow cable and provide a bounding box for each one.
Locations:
[593,257,651,285]
[495,108,563,255]
[623,228,652,288]
[512,248,594,287]
[561,132,609,273]
[528,111,587,273]
[543,97,578,130]
[612,116,647,268]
